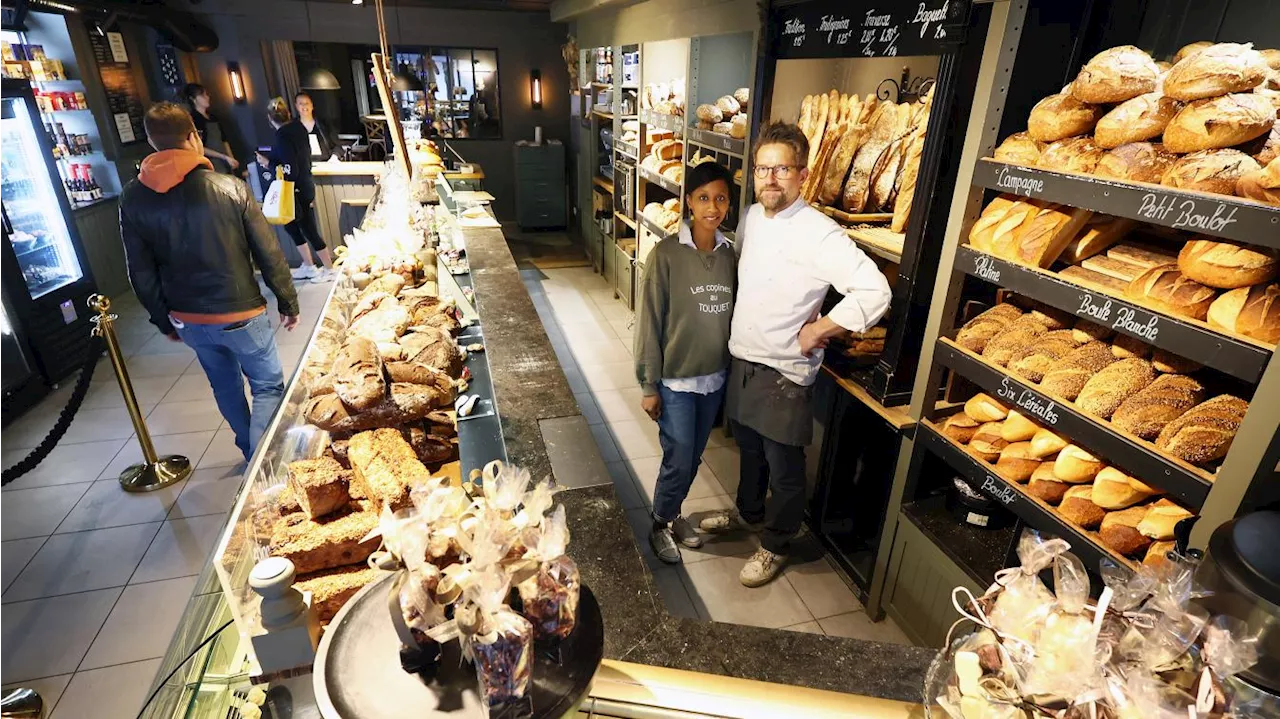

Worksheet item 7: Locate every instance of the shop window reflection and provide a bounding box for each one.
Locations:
[392,46,501,139]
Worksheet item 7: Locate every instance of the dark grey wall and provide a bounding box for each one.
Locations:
[188,0,571,220]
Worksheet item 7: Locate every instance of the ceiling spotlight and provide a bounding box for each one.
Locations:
[352,0,363,4]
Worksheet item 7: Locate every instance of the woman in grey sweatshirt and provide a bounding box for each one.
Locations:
[633,161,738,564]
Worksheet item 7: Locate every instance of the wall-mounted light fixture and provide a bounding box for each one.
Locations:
[530,68,542,110]
[227,61,247,104]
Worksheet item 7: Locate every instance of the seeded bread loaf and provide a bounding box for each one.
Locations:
[1076,357,1156,419]
[347,427,433,511]
[270,501,380,575]
[1095,96,1182,149]
[1023,302,1076,331]
[956,302,1025,353]
[1111,334,1153,360]
[1009,330,1081,383]
[1177,238,1279,289]
[1155,394,1249,465]
[1092,466,1161,509]
[1207,283,1280,343]
[1040,341,1119,400]
[982,316,1050,367]
[1163,43,1269,101]
[1072,319,1114,344]
[1111,374,1206,440]
[1125,265,1217,321]
[1027,94,1105,143]
[1059,485,1106,529]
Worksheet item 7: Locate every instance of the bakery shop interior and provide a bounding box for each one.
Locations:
[3,0,1280,718]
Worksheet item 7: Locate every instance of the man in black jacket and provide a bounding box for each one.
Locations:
[120,102,300,461]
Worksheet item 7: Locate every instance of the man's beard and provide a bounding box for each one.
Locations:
[758,185,788,211]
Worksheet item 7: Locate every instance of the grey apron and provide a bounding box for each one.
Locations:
[725,357,814,447]
[204,118,232,174]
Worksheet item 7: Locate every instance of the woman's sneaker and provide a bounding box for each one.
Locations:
[649,525,682,564]
[740,548,787,587]
[669,516,704,548]
[291,264,317,280]
[310,267,336,284]
[699,511,764,534]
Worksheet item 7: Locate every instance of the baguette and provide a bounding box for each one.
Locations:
[1060,216,1137,264]
[1137,498,1193,540]
[1093,466,1161,510]
[842,102,900,212]
[1075,357,1156,419]
[1040,341,1118,401]
[942,412,982,445]
[1029,428,1068,459]
[1177,238,1279,289]
[803,116,847,203]
[1155,394,1249,465]
[969,421,1009,462]
[1125,265,1217,321]
[818,95,868,205]
[805,92,831,170]
[1058,485,1106,529]
[1099,506,1154,556]
[891,92,933,233]
[1054,444,1105,483]
[797,95,814,138]
[996,442,1040,482]
[1111,374,1206,440]
[1207,283,1280,343]
[964,393,1010,423]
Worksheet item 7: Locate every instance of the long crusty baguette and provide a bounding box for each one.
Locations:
[806,91,834,170]
[798,95,815,141]
[869,103,914,210]
[843,102,900,212]
[805,94,853,202]
[819,95,869,205]
[891,120,929,231]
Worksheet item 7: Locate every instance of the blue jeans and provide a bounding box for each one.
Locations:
[173,312,285,461]
[652,383,725,523]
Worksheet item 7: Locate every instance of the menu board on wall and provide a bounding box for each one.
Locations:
[774,0,971,59]
[87,27,146,145]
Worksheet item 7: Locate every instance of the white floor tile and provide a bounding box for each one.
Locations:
[51,658,163,719]
[134,333,196,357]
[574,392,604,426]
[607,419,663,460]
[159,374,219,403]
[567,338,630,366]
[2,537,46,592]
[627,456,726,505]
[130,515,226,584]
[55,480,183,534]
[817,611,912,645]
[103,353,194,379]
[580,361,638,393]
[61,406,155,444]
[144,399,225,434]
[2,440,126,491]
[197,428,244,469]
[168,466,245,519]
[609,319,633,343]
[79,576,198,670]
[97,431,216,481]
[5,523,159,602]
[605,460,645,510]
[703,446,742,497]
[81,376,180,410]
[1,483,91,541]
[557,318,617,345]
[673,495,759,565]
[592,387,649,425]
[0,674,72,715]
[784,556,863,620]
[679,555,814,629]
[588,423,621,464]
[0,587,122,681]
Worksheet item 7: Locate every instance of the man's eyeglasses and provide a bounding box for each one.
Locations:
[753,165,798,179]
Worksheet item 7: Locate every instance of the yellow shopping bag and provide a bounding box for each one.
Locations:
[262,165,295,225]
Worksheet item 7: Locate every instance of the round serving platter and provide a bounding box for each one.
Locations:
[313,572,603,718]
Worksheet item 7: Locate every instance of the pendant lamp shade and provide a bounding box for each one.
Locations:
[392,64,424,92]
[301,67,342,90]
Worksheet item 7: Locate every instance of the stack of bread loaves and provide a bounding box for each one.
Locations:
[953,300,1251,467]
[793,87,934,231]
[694,88,750,140]
[639,138,684,186]
[939,391,1194,565]
[993,42,1280,205]
[642,78,685,116]
[641,200,682,235]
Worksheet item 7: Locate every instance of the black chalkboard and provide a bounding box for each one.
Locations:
[774,0,971,59]
[86,25,146,145]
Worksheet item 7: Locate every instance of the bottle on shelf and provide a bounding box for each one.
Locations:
[83,164,103,200]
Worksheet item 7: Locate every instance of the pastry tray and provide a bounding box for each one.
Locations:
[314,573,604,719]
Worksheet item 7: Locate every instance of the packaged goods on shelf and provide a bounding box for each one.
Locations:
[928,530,1265,719]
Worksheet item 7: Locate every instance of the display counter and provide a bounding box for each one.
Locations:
[141,170,934,718]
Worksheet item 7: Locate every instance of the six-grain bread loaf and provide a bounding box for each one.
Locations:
[1156,394,1249,465]
[1076,358,1156,419]
[1111,374,1206,440]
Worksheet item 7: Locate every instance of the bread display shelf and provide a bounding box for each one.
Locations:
[685,127,745,158]
[917,419,1137,574]
[615,139,640,159]
[820,364,915,430]
[818,206,895,225]
[638,166,681,196]
[592,108,614,120]
[954,246,1272,383]
[935,338,1214,508]
[639,109,684,136]
[615,211,637,231]
[846,226,905,264]
[972,159,1280,248]
[592,176,614,194]
[638,212,676,240]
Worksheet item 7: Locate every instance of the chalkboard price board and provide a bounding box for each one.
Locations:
[87,25,147,145]
[775,0,970,59]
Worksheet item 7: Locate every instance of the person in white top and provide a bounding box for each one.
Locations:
[701,122,892,588]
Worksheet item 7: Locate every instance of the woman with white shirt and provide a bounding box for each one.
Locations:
[633,162,738,564]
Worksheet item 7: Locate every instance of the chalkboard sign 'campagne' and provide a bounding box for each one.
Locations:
[774,0,971,60]
[86,26,146,145]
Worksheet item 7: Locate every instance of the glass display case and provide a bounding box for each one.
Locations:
[2,91,83,298]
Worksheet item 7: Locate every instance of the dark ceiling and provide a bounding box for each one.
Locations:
[305,0,552,11]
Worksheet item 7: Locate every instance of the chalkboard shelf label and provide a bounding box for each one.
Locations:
[774,0,971,60]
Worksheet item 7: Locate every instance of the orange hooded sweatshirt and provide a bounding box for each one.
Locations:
[138,149,265,326]
[137,149,213,193]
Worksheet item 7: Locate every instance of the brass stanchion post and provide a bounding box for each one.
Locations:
[88,294,192,492]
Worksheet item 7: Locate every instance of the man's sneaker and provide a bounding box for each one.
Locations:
[670,516,703,548]
[699,511,764,534]
[291,264,317,280]
[649,525,682,564]
[740,548,787,587]
[310,267,336,284]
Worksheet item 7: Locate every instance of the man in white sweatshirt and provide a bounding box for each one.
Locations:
[701,121,892,587]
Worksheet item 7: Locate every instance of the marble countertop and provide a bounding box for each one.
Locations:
[463,225,937,704]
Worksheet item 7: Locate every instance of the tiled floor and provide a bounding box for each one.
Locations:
[1,280,334,718]
[523,265,911,644]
